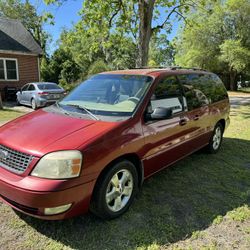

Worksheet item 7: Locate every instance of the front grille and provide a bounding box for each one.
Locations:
[0,145,33,174]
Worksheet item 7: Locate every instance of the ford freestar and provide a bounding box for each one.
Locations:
[0,67,230,220]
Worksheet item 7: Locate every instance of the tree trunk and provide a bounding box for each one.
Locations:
[137,0,155,67]
[0,92,3,110]
[229,70,237,91]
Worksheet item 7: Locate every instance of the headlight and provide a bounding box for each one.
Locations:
[31,150,82,179]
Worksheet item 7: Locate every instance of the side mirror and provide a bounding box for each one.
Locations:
[146,107,173,121]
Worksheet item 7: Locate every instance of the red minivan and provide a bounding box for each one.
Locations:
[0,67,230,220]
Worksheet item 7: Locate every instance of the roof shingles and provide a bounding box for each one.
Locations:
[0,17,43,55]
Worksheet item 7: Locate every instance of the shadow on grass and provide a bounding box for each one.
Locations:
[1,108,24,114]
[17,137,250,249]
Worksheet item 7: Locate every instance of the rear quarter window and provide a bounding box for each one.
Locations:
[178,73,228,109]
[209,74,228,102]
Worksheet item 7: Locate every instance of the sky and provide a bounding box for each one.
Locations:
[30,0,180,54]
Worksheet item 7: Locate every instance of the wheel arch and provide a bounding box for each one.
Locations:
[217,119,225,133]
[93,153,144,192]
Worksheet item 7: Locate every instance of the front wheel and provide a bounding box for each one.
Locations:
[206,123,223,154]
[16,98,20,106]
[90,160,138,219]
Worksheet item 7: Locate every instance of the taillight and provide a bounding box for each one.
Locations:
[38,92,49,96]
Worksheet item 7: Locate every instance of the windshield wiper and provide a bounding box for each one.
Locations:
[65,104,100,121]
[55,102,70,115]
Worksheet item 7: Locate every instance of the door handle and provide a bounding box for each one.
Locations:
[179,118,187,126]
[194,115,199,121]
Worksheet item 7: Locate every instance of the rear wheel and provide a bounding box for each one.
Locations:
[206,123,223,154]
[31,98,37,110]
[90,160,138,219]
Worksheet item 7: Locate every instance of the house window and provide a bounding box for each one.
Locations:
[0,58,18,81]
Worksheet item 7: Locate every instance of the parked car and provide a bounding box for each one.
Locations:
[0,67,230,220]
[16,82,65,110]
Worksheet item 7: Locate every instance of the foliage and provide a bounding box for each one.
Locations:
[41,47,81,87]
[0,0,53,53]
[87,60,110,77]
[219,40,250,73]
[175,0,250,90]
[44,0,204,67]
[149,34,175,66]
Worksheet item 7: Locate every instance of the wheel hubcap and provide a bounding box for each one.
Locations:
[106,169,133,212]
[212,127,222,150]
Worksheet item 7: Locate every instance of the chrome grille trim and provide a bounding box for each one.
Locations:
[0,145,33,174]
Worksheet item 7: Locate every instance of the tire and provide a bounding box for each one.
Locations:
[206,122,224,154]
[31,98,37,110]
[90,160,138,219]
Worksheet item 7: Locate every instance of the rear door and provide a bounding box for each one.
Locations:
[177,73,212,148]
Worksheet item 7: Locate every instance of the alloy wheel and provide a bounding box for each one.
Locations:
[212,126,222,150]
[105,169,134,212]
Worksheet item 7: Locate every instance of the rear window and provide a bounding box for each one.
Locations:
[37,83,61,90]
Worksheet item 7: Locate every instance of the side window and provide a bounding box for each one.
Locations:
[0,58,18,80]
[6,60,18,80]
[210,74,228,102]
[178,74,210,111]
[150,76,184,114]
[28,84,35,91]
[21,84,29,91]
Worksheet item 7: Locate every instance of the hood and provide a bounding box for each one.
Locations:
[0,110,118,157]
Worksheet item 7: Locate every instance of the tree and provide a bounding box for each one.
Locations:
[219,40,250,90]
[45,0,199,67]
[0,0,53,53]
[41,46,81,85]
[149,34,175,66]
[175,0,250,90]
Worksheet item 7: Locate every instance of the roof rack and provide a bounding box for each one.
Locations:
[134,66,207,71]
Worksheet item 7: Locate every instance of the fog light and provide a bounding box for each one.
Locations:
[44,204,72,215]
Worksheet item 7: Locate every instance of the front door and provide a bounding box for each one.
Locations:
[19,84,29,104]
[142,75,191,177]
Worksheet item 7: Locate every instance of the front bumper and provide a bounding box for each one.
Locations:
[0,169,96,220]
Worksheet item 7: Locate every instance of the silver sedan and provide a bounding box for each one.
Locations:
[17,82,66,110]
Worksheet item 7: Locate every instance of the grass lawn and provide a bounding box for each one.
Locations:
[0,108,26,124]
[228,87,250,96]
[0,102,250,249]
[239,87,250,93]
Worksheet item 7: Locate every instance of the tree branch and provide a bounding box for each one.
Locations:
[109,0,123,28]
[151,3,194,32]
[173,10,190,26]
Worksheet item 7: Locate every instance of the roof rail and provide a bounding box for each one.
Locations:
[133,66,207,71]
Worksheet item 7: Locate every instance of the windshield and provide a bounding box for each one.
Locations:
[59,74,153,120]
[37,83,61,90]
